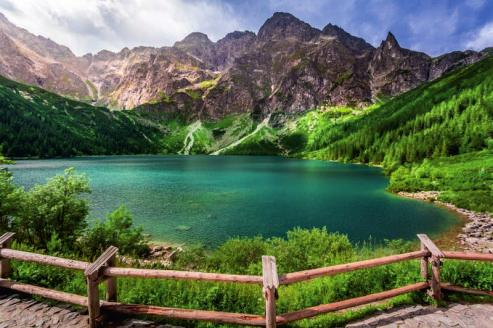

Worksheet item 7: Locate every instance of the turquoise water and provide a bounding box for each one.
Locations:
[8,155,458,247]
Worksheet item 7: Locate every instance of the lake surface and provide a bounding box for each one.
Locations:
[8,155,458,247]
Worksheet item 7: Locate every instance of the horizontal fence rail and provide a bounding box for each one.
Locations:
[279,250,428,285]
[0,232,492,328]
[104,267,263,284]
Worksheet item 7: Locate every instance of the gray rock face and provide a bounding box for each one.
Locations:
[173,32,216,68]
[0,11,490,117]
[257,12,321,43]
[214,31,256,69]
[430,50,483,80]
[322,23,374,53]
[369,32,431,98]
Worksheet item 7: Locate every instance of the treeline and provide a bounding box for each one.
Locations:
[309,56,493,167]
[0,76,164,158]
[292,56,493,212]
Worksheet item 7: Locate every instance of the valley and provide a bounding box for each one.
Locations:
[0,4,492,327]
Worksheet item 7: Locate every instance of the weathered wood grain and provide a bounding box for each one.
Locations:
[277,282,430,324]
[0,248,88,270]
[85,246,118,278]
[0,278,87,306]
[102,302,266,326]
[104,267,263,284]
[443,251,493,261]
[441,283,493,297]
[262,256,279,328]
[0,232,14,278]
[280,251,428,285]
[417,234,444,258]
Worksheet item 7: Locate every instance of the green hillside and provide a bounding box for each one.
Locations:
[1,56,492,211]
[0,75,261,157]
[219,56,493,212]
[309,56,493,166]
[305,56,493,212]
[0,76,165,157]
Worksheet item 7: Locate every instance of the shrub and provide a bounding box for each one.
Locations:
[80,205,149,259]
[14,168,90,250]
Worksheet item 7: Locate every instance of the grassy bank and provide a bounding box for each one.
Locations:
[389,151,493,213]
[10,228,493,328]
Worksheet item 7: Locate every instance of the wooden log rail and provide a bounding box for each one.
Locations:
[0,232,492,328]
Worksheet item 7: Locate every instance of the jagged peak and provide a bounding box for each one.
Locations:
[93,49,118,61]
[322,23,374,51]
[384,32,400,48]
[322,23,344,34]
[271,11,297,19]
[175,32,213,47]
[258,11,320,42]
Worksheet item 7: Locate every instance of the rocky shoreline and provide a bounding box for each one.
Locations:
[398,191,493,253]
[119,244,183,267]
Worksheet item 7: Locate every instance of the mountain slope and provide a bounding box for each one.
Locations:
[311,55,493,166]
[0,11,489,117]
[0,73,263,157]
[216,55,493,212]
[0,75,164,157]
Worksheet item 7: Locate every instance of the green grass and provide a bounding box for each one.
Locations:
[9,228,493,327]
[389,151,493,212]
[0,75,165,157]
[196,77,221,90]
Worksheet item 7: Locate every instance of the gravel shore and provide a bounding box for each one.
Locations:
[398,191,493,253]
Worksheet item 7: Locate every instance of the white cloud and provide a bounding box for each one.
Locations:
[467,21,493,50]
[0,0,243,55]
[465,0,486,10]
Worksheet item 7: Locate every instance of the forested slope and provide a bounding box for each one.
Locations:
[308,55,493,166]
[302,56,493,212]
[0,76,165,157]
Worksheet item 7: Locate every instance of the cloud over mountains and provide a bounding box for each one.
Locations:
[0,0,491,56]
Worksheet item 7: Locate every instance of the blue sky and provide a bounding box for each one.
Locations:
[0,0,492,56]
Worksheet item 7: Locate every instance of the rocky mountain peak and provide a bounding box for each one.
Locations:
[383,31,400,49]
[214,31,256,69]
[257,12,320,42]
[322,23,374,53]
[175,32,213,47]
[94,49,117,61]
[219,30,256,42]
[0,10,487,116]
[173,32,216,67]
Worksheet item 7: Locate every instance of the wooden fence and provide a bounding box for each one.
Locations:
[0,232,492,327]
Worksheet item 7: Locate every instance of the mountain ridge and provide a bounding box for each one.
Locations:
[0,11,490,118]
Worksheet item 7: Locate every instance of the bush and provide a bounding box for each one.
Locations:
[14,168,90,250]
[0,169,23,232]
[80,205,149,259]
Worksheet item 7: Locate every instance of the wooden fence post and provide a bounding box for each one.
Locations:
[417,234,444,301]
[84,246,118,328]
[105,252,117,302]
[262,256,279,328]
[0,232,15,278]
[420,239,429,281]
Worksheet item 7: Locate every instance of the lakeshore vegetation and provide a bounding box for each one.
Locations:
[0,47,492,326]
[1,56,492,213]
[0,168,492,327]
